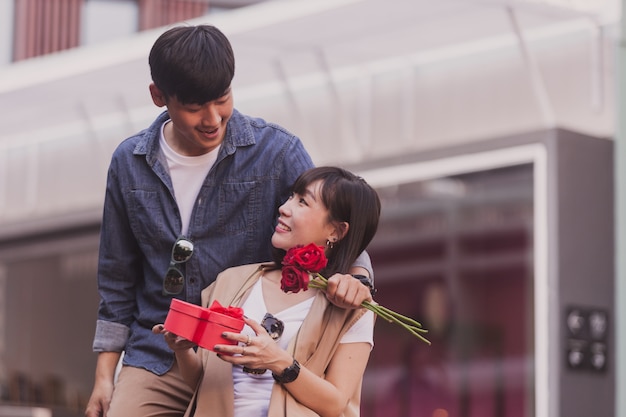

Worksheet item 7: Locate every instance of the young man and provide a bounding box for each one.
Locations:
[85,25,373,417]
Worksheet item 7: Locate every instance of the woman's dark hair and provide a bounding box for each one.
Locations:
[273,166,381,277]
[149,25,235,104]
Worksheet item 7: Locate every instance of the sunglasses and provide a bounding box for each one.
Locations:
[262,313,284,341]
[163,236,194,295]
[242,313,285,375]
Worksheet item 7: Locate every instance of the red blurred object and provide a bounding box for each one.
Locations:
[164,299,245,352]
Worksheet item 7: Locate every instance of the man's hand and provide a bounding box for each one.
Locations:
[152,324,196,352]
[85,379,114,417]
[84,351,120,417]
[325,273,372,309]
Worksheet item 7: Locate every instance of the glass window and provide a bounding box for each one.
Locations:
[363,164,534,417]
[13,0,83,61]
[137,0,208,30]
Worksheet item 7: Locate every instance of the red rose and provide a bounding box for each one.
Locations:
[284,243,327,272]
[282,245,302,267]
[279,244,431,345]
[280,264,310,293]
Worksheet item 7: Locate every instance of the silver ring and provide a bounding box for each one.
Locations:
[245,335,252,346]
[241,346,246,356]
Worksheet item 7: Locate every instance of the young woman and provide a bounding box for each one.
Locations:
[154,166,381,417]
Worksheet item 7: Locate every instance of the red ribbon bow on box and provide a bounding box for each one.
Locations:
[207,300,244,320]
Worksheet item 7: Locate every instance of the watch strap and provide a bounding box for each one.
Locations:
[351,274,377,296]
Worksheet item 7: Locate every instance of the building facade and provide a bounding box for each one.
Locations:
[0,0,620,416]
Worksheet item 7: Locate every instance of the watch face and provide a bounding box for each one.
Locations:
[282,370,296,381]
[273,359,300,383]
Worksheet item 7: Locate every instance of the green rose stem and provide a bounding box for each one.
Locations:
[309,274,431,345]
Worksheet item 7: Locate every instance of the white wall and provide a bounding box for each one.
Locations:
[82,0,139,46]
[0,0,14,66]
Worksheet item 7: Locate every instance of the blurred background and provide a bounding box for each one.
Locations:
[0,0,622,416]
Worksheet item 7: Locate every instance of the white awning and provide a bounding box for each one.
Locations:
[0,0,619,234]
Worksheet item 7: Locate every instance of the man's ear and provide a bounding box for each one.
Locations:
[149,83,167,107]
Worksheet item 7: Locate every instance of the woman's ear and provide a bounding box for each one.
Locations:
[332,222,349,242]
[149,83,167,107]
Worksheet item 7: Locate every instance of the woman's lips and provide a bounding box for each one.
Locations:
[276,220,291,232]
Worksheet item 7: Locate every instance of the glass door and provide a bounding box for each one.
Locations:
[359,143,548,417]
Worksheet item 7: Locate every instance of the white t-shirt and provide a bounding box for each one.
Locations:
[232,279,374,417]
[159,120,220,236]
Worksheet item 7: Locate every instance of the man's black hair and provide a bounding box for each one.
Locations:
[149,25,235,104]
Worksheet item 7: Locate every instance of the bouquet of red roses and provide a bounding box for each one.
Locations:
[281,243,430,344]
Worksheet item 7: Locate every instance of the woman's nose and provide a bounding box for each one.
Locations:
[278,201,291,216]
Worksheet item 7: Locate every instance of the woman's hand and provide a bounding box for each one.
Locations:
[152,324,196,352]
[325,273,372,309]
[215,317,293,374]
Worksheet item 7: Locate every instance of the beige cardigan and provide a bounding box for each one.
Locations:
[184,263,367,417]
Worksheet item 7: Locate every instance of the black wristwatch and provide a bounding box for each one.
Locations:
[272,359,301,384]
[352,274,377,296]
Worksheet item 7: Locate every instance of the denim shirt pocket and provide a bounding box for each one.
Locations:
[127,189,170,241]
[217,181,257,235]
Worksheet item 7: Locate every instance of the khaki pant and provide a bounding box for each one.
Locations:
[107,360,194,417]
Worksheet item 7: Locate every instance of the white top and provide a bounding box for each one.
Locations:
[232,279,374,417]
[159,120,220,236]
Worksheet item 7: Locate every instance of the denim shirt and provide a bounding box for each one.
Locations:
[93,109,315,375]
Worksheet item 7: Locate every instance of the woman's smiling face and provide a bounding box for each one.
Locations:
[272,180,336,251]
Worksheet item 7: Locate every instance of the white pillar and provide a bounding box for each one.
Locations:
[0,0,14,65]
[615,2,626,416]
[0,264,6,390]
